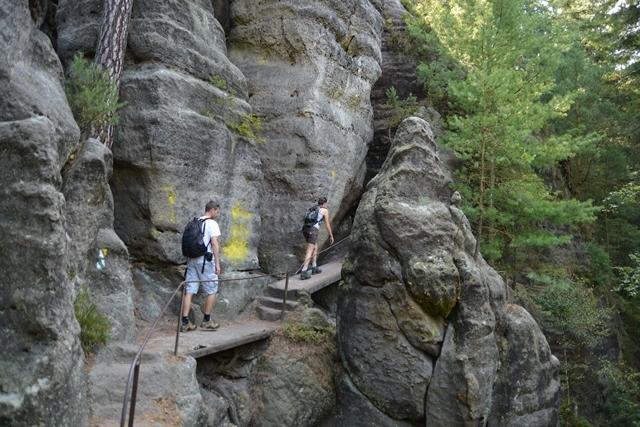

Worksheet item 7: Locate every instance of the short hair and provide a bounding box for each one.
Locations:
[205,200,220,212]
[317,196,327,205]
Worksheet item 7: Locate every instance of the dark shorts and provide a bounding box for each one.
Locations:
[302,227,319,244]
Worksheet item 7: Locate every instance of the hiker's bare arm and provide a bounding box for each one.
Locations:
[212,236,221,274]
[322,208,334,244]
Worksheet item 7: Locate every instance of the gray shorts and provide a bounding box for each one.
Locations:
[185,258,218,295]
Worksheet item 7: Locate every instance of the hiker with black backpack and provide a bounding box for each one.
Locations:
[300,196,334,280]
[180,200,223,332]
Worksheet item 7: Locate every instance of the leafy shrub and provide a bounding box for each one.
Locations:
[614,252,640,298]
[598,360,640,426]
[530,273,610,348]
[65,54,125,135]
[74,288,110,354]
[229,113,265,143]
[282,321,334,345]
[560,399,594,427]
[585,243,614,286]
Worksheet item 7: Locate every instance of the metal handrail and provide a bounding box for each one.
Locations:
[119,235,350,426]
[119,274,272,427]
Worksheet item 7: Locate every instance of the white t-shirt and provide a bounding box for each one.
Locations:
[199,217,221,260]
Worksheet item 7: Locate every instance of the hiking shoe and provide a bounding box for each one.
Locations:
[300,270,311,280]
[311,266,322,275]
[180,321,197,332]
[201,319,220,331]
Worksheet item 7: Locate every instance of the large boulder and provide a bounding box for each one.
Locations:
[0,1,85,424]
[228,0,384,273]
[250,334,336,426]
[87,343,207,425]
[57,0,263,271]
[337,117,560,425]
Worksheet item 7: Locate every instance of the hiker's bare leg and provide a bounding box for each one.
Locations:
[204,294,217,315]
[182,293,194,317]
[302,243,315,270]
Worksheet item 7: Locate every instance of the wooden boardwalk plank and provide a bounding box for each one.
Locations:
[270,259,343,293]
[146,319,279,358]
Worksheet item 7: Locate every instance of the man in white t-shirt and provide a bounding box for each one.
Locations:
[182,200,222,331]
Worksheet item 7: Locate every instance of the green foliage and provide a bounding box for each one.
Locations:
[584,243,614,286]
[74,288,110,354]
[229,113,264,143]
[560,399,593,427]
[603,182,640,215]
[208,73,228,91]
[410,0,597,269]
[529,273,609,348]
[598,360,640,427]
[614,253,640,298]
[281,321,334,345]
[384,87,419,129]
[208,73,238,97]
[65,54,125,135]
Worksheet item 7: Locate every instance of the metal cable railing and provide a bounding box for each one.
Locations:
[119,235,350,426]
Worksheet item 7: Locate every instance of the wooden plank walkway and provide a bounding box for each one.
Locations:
[146,319,279,358]
[272,259,343,294]
[145,260,344,358]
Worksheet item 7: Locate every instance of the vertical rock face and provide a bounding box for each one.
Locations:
[57,0,263,270]
[0,1,86,424]
[367,0,427,182]
[337,117,560,425]
[228,0,383,272]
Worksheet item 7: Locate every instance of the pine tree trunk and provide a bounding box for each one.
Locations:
[91,0,133,148]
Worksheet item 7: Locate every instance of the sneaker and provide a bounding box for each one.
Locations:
[180,321,197,332]
[201,319,220,330]
[300,270,311,280]
[311,266,322,275]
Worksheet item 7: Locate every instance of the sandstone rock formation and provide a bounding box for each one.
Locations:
[57,0,263,271]
[228,0,384,272]
[88,343,206,425]
[0,1,85,424]
[367,0,428,182]
[337,117,560,425]
[197,307,337,426]
[62,138,136,341]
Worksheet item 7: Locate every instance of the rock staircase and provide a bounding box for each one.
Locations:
[255,260,343,321]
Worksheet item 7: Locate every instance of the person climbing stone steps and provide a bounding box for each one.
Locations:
[300,196,334,280]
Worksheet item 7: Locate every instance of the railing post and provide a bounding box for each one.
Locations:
[280,272,289,321]
[128,362,141,427]
[175,283,185,356]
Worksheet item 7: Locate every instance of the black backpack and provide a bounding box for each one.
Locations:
[181,218,209,257]
[303,205,320,228]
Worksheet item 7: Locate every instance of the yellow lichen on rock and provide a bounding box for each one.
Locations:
[160,185,178,224]
[223,203,252,263]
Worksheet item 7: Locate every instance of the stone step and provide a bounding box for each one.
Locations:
[264,285,302,300]
[256,305,285,322]
[257,295,300,310]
